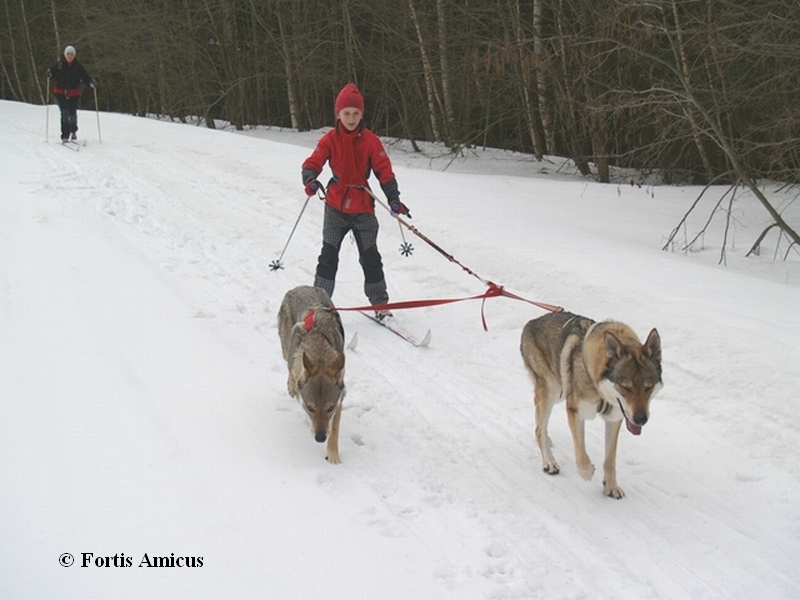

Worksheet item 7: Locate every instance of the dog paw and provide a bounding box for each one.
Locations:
[326,452,341,465]
[542,461,560,475]
[577,462,595,481]
[603,483,625,499]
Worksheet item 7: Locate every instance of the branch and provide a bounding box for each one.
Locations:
[746,223,779,257]
[662,172,733,251]
[719,191,737,265]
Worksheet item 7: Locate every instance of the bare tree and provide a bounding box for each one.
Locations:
[2,0,25,100]
[509,0,545,159]
[436,0,455,143]
[637,1,800,249]
[0,0,796,261]
[408,0,442,142]
[19,0,44,103]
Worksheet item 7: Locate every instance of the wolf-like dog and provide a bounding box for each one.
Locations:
[278,286,346,464]
[520,311,662,498]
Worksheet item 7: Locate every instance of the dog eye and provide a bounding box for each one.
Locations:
[326,406,335,414]
[306,405,316,414]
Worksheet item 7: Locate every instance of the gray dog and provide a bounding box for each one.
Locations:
[521,311,662,498]
[278,286,346,463]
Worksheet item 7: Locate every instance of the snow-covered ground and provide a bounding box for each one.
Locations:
[1,99,799,599]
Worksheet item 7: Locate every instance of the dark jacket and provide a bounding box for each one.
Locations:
[302,121,400,214]
[48,58,92,97]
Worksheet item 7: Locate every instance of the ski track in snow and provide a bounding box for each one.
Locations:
[2,100,800,599]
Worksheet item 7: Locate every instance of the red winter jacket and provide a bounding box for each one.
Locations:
[302,122,400,214]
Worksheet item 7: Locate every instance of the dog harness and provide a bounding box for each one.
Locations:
[302,308,341,350]
[304,309,316,331]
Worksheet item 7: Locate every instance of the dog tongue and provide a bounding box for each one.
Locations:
[625,419,642,436]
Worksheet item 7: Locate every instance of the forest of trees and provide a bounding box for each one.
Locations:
[2,0,800,190]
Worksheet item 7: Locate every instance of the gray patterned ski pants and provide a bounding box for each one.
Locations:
[314,204,388,305]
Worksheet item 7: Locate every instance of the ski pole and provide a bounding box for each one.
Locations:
[93,85,102,143]
[397,220,413,256]
[269,194,313,271]
[45,83,51,142]
[357,185,489,284]
[356,185,563,314]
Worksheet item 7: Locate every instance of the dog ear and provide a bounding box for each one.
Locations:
[326,352,345,380]
[643,328,661,362]
[604,331,626,359]
[302,351,318,375]
[289,353,309,394]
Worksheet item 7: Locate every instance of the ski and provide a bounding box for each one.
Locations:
[360,312,431,347]
[346,331,359,351]
[60,140,80,151]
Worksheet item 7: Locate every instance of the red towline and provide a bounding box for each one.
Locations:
[332,282,562,331]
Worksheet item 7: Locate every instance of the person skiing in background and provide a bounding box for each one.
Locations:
[46,45,95,143]
[301,82,411,320]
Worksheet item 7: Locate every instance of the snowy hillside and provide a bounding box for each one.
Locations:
[1,99,799,599]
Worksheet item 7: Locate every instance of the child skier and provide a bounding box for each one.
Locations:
[301,83,410,319]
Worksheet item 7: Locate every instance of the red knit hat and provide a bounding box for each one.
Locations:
[335,83,365,114]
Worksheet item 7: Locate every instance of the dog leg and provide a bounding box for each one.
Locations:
[567,404,595,480]
[602,420,624,498]
[326,403,342,464]
[534,383,560,474]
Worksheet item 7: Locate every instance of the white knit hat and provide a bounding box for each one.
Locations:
[64,45,76,57]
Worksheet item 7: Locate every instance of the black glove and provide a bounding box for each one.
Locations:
[46,70,52,80]
[389,198,411,218]
[89,80,97,88]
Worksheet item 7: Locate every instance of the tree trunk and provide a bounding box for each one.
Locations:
[3,0,23,100]
[512,0,545,159]
[342,0,357,83]
[19,0,44,103]
[276,8,300,130]
[555,0,591,176]
[50,0,60,53]
[671,0,714,179]
[533,0,551,154]
[436,0,455,142]
[408,0,442,142]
